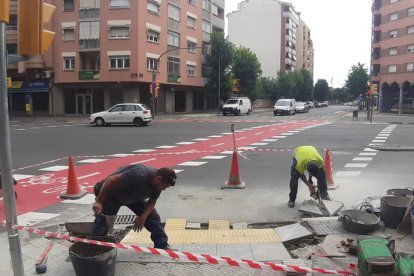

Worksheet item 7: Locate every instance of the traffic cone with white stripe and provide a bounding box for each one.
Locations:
[222,150,245,189]
[60,156,87,199]
[324,149,339,189]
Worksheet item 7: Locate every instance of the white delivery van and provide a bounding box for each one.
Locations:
[222,97,252,116]
[273,99,296,116]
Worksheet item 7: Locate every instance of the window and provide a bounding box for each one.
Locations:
[63,28,75,41]
[147,58,159,71]
[188,0,196,5]
[389,29,398,38]
[389,12,398,21]
[63,57,75,70]
[167,57,180,74]
[388,65,397,73]
[203,0,211,12]
[147,30,160,43]
[408,7,414,16]
[212,4,218,16]
[147,1,160,14]
[109,56,130,69]
[388,47,397,55]
[109,26,130,38]
[168,4,180,21]
[187,65,196,76]
[187,42,197,53]
[187,16,196,29]
[109,0,130,8]
[406,63,414,71]
[408,26,414,34]
[79,21,100,39]
[202,20,211,33]
[408,45,414,53]
[168,31,179,47]
[64,0,74,11]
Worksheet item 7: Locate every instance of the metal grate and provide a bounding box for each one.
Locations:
[115,214,137,225]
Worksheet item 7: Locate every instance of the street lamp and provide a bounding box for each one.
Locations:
[151,45,207,117]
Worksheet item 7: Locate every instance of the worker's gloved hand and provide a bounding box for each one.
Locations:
[308,184,317,193]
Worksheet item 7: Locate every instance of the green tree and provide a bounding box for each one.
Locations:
[231,46,262,100]
[345,63,369,98]
[257,77,279,101]
[205,32,234,102]
[314,79,329,101]
[275,71,293,99]
[294,69,314,101]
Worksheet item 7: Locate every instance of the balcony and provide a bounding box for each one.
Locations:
[211,15,224,30]
[79,39,100,51]
[79,70,100,80]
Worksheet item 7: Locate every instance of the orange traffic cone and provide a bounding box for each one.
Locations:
[222,150,245,189]
[60,156,87,199]
[324,149,339,189]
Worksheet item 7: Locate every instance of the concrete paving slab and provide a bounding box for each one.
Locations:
[216,243,254,261]
[186,222,201,229]
[306,219,347,235]
[321,200,344,216]
[250,243,291,262]
[320,234,358,255]
[232,222,248,229]
[290,244,326,259]
[274,223,313,243]
[181,244,217,256]
[298,200,324,217]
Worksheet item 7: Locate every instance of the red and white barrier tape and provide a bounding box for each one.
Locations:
[11,224,354,275]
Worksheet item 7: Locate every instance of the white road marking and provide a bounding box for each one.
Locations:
[236,137,246,141]
[133,149,156,153]
[221,151,234,154]
[335,171,361,177]
[13,174,34,180]
[372,140,386,143]
[345,163,368,168]
[262,139,278,142]
[155,145,177,149]
[78,159,108,163]
[288,130,301,133]
[255,132,264,135]
[131,158,157,164]
[193,138,209,141]
[250,142,268,146]
[109,154,135,157]
[359,152,377,156]
[281,133,295,135]
[17,212,60,227]
[363,148,378,152]
[353,157,373,161]
[375,137,387,140]
[202,155,227,160]
[39,165,68,171]
[208,135,223,138]
[174,169,184,173]
[178,161,208,166]
[176,142,195,145]
[272,136,286,138]
[239,146,257,150]
[210,143,225,148]
[62,193,95,205]
[378,134,390,136]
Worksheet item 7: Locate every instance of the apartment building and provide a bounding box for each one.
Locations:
[228,0,313,78]
[371,0,414,113]
[296,20,314,74]
[6,0,225,116]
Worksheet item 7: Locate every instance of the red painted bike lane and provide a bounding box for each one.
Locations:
[1,120,326,221]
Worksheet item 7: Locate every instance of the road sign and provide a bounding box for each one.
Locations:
[232,79,240,93]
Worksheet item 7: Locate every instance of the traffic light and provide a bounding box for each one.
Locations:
[18,0,55,56]
[0,0,9,23]
[149,83,153,95]
[371,83,378,94]
[155,80,160,97]
[6,77,12,88]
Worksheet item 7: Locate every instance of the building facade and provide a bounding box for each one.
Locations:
[371,0,414,113]
[227,0,313,78]
[296,20,314,74]
[6,0,225,116]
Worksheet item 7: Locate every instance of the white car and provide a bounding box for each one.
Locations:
[89,103,152,127]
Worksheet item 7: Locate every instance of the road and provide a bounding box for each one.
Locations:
[2,106,414,223]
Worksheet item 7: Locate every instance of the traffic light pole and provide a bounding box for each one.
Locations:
[0,16,25,276]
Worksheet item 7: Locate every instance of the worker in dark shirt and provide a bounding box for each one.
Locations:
[92,164,177,250]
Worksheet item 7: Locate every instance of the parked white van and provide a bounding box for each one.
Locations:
[273,99,296,116]
[222,97,252,116]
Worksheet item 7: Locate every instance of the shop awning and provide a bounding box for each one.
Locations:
[8,80,49,93]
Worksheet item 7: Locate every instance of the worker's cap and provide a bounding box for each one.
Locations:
[307,162,320,177]
[157,167,177,186]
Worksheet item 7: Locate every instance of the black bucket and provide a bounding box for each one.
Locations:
[386,188,413,198]
[69,238,117,276]
[380,196,410,229]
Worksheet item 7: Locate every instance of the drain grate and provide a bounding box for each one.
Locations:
[306,220,347,236]
[115,214,136,224]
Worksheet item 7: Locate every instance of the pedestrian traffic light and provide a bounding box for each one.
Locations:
[155,80,160,97]
[18,0,55,56]
[6,77,12,88]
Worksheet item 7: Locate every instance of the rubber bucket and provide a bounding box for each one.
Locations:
[69,238,117,276]
[380,196,410,229]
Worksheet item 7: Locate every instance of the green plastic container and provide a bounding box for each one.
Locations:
[397,253,414,276]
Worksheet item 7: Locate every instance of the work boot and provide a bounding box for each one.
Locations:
[321,194,331,201]
[287,201,295,208]
[158,244,177,251]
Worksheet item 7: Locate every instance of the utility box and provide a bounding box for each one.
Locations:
[357,236,396,276]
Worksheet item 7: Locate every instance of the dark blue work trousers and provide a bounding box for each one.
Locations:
[94,186,168,248]
[289,158,328,202]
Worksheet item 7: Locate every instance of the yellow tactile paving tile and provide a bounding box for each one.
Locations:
[121,229,281,245]
[208,219,230,230]
[164,218,187,231]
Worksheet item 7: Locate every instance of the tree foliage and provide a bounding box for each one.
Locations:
[205,32,233,101]
[314,79,330,101]
[231,46,262,100]
[345,63,369,98]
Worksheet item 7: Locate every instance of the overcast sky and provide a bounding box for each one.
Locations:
[225,0,372,88]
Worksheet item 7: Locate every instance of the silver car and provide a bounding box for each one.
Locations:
[89,103,152,127]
